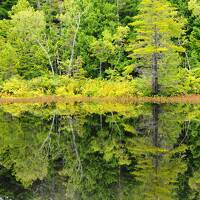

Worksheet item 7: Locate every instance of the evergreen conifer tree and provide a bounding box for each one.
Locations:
[128,0,185,95]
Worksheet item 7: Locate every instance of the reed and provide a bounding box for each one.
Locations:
[0,95,199,104]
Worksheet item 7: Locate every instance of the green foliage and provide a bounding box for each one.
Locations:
[158,68,200,96]
[127,0,186,95]
[90,26,129,76]
[0,42,19,81]
[0,76,151,97]
[1,76,41,97]
[188,0,200,16]
[0,0,17,19]
[81,78,147,97]
[0,0,199,97]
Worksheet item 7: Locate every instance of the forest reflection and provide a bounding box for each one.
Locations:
[0,103,199,200]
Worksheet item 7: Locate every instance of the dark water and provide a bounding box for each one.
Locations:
[0,102,199,200]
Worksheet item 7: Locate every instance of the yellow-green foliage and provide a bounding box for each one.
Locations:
[160,68,200,96]
[0,73,198,98]
[1,77,42,97]
[182,69,200,94]
[82,79,133,97]
[0,76,151,97]
[29,76,77,95]
[55,78,83,96]
[81,78,150,97]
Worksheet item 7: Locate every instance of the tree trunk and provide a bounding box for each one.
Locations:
[152,53,158,95]
[116,0,120,22]
[36,39,55,75]
[152,24,159,95]
[152,104,159,148]
[68,13,81,76]
[152,104,160,173]
[99,62,102,76]
[37,0,41,9]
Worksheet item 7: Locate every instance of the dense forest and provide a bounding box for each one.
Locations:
[0,2,200,199]
[0,0,200,97]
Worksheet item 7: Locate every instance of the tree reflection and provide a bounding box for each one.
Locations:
[0,103,199,199]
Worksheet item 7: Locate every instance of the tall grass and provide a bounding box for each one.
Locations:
[0,95,199,104]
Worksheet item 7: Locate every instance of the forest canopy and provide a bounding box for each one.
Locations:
[0,0,200,97]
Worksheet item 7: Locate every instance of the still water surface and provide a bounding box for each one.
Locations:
[0,102,199,200]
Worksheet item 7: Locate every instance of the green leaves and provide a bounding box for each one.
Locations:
[90,26,129,76]
[0,0,198,95]
[0,43,19,81]
[188,0,200,16]
[10,10,45,41]
[9,0,31,15]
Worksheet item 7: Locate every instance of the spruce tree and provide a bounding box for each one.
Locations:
[128,0,185,95]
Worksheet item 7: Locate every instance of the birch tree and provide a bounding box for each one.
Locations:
[57,0,90,76]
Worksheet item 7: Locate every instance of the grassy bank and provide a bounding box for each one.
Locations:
[0,95,200,104]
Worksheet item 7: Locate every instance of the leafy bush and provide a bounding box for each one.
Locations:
[81,78,149,97]
[1,76,40,97]
[0,73,198,98]
[55,78,83,96]
[160,69,200,96]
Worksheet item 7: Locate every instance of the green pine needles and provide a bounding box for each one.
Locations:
[128,0,185,95]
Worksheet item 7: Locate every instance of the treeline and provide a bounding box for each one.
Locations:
[0,0,199,96]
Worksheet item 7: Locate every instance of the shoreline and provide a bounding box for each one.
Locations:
[0,95,199,104]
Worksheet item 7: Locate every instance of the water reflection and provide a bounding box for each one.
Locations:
[0,103,199,200]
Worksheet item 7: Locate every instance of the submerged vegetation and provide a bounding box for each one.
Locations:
[0,0,200,97]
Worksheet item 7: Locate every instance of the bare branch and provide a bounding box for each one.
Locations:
[68,13,81,75]
[36,39,55,75]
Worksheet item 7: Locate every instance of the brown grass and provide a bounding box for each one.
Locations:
[0,95,199,104]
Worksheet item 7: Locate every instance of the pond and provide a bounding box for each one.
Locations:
[0,102,199,200]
